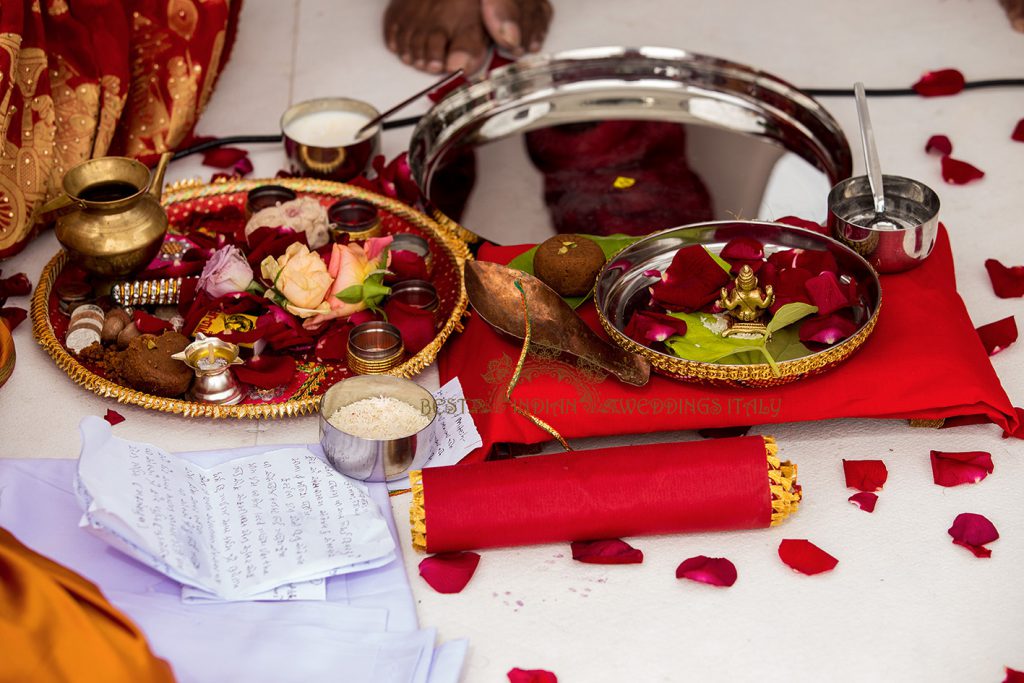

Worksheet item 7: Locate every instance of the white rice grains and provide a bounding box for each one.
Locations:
[328,395,431,440]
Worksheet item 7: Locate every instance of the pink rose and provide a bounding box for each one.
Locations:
[197,245,254,298]
[260,243,333,318]
[303,236,393,329]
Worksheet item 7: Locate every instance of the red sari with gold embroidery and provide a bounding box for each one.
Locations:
[0,0,240,258]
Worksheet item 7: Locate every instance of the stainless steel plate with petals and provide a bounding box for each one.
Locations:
[409,47,852,245]
[594,221,882,387]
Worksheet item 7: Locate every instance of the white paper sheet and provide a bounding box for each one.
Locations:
[76,417,396,600]
[388,377,483,491]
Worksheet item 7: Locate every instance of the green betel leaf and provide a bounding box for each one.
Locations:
[664,312,768,364]
[507,234,642,309]
[703,247,733,275]
[766,302,818,334]
[764,325,814,362]
[336,284,363,304]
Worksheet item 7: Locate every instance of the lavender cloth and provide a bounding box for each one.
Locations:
[0,450,466,683]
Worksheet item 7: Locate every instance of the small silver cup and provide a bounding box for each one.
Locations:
[318,375,437,482]
[827,174,940,274]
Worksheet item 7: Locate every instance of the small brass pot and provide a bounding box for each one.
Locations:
[42,153,172,279]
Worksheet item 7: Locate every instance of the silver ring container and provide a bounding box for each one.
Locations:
[827,174,940,274]
[318,375,437,482]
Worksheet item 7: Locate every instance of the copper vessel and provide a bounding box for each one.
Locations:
[40,152,172,278]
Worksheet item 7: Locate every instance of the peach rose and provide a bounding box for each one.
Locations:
[260,243,333,318]
[303,236,393,329]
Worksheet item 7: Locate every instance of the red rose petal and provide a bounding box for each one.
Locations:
[843,459,888,491]
[507,668,558,683]
[650,245,732,312]
[804,271,850,316]
[383,299,435,354]
[624,310,687,346]
[233,354,297,389]
[570,539,644,565]
[103,409,126,426]
[720,237,765,272]
[799,313,858,345]
[418,551,481,594]
[387,249,429,282]
[132,310,173,334]
[0,307,27,331]
[202,146,248,169]
[1004,667,1024,683]
[848,492,878,512]
[985,259,1024,298]
[775,216,828,236]
[975,316,1017,356]
[1012,119,1024,143]
[924,134,953,156]
[675,555,737,587]
[941,156,985,185]
[778,539,839,575]
[314,321,351,362]
[0,272,31,298]
[930,450,994,487]
[698,426,751,439]
[912,68,966,97]
[948,512,998,558]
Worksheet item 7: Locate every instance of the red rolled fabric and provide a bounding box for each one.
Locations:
[410,436,798,553]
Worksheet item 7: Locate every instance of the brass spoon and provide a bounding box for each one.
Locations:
[465,261,650,387]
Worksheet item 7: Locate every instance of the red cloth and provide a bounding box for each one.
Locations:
[418,436,773,553]
[0,0,241,258]
[439,226,1019,460]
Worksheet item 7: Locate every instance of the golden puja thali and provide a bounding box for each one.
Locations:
[30,178,472,418]
[595,221,883,387]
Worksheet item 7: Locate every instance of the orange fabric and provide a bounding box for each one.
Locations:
[0,528,176,683]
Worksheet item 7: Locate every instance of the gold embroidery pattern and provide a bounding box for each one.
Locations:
[0,42,55,251]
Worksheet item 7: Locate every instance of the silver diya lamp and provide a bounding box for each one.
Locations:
[171,333,245,405]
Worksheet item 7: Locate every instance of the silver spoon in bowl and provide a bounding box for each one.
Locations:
[854,82,900,230]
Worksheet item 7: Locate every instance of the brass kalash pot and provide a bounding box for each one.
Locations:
[39,152,173,278]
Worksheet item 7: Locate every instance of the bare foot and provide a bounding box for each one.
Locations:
[1001,0,1024,31]
[481,0,553,55]
[384,0,489,73]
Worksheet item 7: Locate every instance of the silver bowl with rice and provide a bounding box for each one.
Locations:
[319,376,437,482]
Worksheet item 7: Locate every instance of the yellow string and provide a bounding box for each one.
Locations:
[508,280,572,452]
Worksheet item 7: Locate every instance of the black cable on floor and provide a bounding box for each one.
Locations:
[170,79,1024,159]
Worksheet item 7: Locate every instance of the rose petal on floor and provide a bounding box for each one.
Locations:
[0,307,27,331]
[948,513,999,558]
[570,539,644,565]
[675,555,737,587]
[941,156,985,185]
[976,316,1018,355]
[912,68,965,97]
[925,134,953,156]
[778,539,839,575]
[1012,119,1024,143]
[419,552,481,593]
[848,492,878,512]
[1003,667,1024,683]
[843,459,888,491]
[985,259,1024,298]
[931,450,994,487]
[508,668,558,683]
[103,409,126,426]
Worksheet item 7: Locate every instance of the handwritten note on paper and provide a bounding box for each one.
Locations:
[387,377,483,491]
[182,578,327,603]
[75,417,395,600]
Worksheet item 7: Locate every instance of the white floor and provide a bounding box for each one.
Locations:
[2,0,1024,681]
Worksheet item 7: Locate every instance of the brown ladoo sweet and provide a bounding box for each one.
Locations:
[533,234,606,297]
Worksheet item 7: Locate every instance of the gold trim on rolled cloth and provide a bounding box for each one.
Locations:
[407,435,802,552]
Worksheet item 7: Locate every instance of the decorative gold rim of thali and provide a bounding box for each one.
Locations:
[597,305,880,387]
[31,177,473,419]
